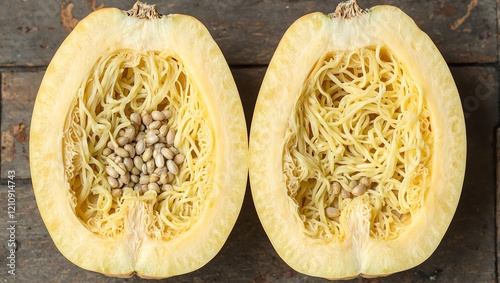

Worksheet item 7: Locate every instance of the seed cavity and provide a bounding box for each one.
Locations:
[105,110,184,196]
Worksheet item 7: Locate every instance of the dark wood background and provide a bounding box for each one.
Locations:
[0,0,498,282]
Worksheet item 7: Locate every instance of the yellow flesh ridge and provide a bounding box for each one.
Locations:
[282,45,433,241]
[63,49,214,241]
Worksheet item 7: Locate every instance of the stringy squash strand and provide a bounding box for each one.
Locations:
[282,45,433,241]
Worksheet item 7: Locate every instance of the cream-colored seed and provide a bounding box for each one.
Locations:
[166,159,178,174]
[139,175,150,185]
[118,163,127,175]
[124,144,135,158]
[167,172,175,183]
[107,176,119,188]
[154,143,165,150]
[341,189,351,199]
[158,135,167,144]
[349,180,358,188]
[114,156,123,164]
[155,153,165,168]
[142,147,153,162]
[124,127,136,140]
[120,173,130,185]
[173,153,185,165]
[131,167,140,176]
[123,157,134,171]
[130,174,139,183]
[148,183,161,194]
[133,156,144,170]
[159,172,168,184]
[169,146,179,155]
[135,132,146,142]
[115,147,129,158]
[154,166,167,175]
[102,148,112,156]
[130,112,141,125]
[352,184,366,196]
[332,181,341,194]
[148,120,161,130]
[107,141,115,150]
[133,183,142,192]
[360,176,372,187]
[149,173,160,183]
[145,132,159,145]
[166,129,175,145]
[159,125,168,136]
[161,147,174,160]
[162,184,173,192]
[117,137,130,147]
[146,159,155,174]
[325,207,340,219]
[135,139,145,155]
[152,110,166,121]
[140,185,149,194]
[142,114,153,126]
[141,163,148,175]
[105,166,119,178]
[162,109,172,119]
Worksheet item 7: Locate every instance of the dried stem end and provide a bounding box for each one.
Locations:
[126,1,162,19]
[331,0,368,19]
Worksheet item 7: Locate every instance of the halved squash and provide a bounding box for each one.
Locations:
[30,2,247,278]
[249,0,466,279]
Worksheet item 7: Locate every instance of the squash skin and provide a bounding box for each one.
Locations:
[249,5,466,279]
[30,7,248,278]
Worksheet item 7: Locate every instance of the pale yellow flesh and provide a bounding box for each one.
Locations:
[30,8,247,278]
[249,6,465,279]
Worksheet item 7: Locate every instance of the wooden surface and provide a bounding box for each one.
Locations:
[0,0,498,282]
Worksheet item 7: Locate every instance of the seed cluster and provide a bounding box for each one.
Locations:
[325,177,373,219]
[103,109,185,197]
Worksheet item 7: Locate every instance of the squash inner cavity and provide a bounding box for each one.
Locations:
[63,49,214,240]
[282,45,433,241]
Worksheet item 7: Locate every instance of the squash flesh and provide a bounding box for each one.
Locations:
[30,6,247,278]
[249,4,465,279]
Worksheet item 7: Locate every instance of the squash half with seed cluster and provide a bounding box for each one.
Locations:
[30,2,247,278]
[249,0,466,279]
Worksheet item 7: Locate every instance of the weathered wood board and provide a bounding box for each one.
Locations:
[0,0,498,282]
[0,0,497,66]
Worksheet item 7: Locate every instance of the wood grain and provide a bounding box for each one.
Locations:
[0,0,496,66]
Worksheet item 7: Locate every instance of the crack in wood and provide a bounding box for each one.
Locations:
[450,0,479,30]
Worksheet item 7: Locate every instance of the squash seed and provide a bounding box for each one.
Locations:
[152,110,166,121]
[325,207,340,219]
[351,184,366,196]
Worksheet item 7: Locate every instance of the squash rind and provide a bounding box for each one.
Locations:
[30,8,247,278]
[249,6,465,279]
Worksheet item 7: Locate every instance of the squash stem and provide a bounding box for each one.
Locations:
[126,1,162,20]
[330,0,368,19]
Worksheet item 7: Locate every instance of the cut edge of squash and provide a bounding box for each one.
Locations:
[249,5,465,279]
[30,7,248,278]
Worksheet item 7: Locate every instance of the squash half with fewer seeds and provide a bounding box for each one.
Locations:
[249,0,466,279]
[30,2,247,278]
